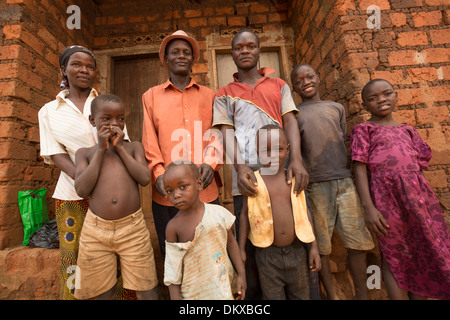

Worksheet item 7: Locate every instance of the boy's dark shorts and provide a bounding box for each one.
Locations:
[255,238,310,300]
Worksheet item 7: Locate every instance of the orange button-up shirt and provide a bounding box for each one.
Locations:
[142,78,222,206]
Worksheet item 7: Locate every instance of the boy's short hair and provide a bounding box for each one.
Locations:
[256,124,287,142]
[290,63,317,83]
[231,28,260,49]
[91,94,123,116]
[361,78,394,101]
[165,160,200,179]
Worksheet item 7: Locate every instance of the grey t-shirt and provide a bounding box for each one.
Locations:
[297,100,352,183]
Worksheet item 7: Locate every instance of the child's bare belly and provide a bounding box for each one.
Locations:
[88,155,141,220]
[272,206,296,247]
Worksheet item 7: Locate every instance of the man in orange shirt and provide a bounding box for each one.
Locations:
[142,30,222,257]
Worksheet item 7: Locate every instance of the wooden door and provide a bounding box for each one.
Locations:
[113,54,168,293]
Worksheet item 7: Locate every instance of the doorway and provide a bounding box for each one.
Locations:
[112,53,169,295]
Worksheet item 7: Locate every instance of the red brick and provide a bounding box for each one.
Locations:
[396,87,426,106]
[189,18,207,28]
[27,126,40,143]
[227,16,246,27]
[430,85,450,103]
[0,81,30,102]
[215,7,234,15]
[37,27,57,51]
[390,0,423,9]
[438,65,450,80]
[0,121,25,139]
[207,16,227,25]
[235,4,249,15]
[371,69,412,85]
[422,48,450,64]
[416,106,449,125]
[3,24,21,39]
[203,8,214,17]
[419,127,450,165]
[0,62,43,91]
[358,0,390,10]
[0,44,20,60]
[412,11,442,27]
[315,5,327,28]
[334,0,356,15]
[388,50,420,66]
[184,9,202,18]
[268,12,287,22]
[389,13,407,27]
[249,14,267,24]
[430,29,450,45]
[407,67,438,83]
[397,31,428,47]
[0,141,37,161]
[335,15,367,38]
[23,166,53,181]
[340,52,379,76]
[393,109,416,126]
[342,33,364,50]
[423,170,448,189]
[0,101,37,123]
[301,17,310,37]
[425,0,450,5]
[373,31,396,49]
[250,3,270,13]
[321,33,335,59]
[313,28,326,48]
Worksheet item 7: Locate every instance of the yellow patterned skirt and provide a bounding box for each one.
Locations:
[55,199,137,300]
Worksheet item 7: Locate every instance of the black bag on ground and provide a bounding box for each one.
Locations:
[28,219,59,249]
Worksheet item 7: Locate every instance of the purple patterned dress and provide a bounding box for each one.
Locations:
[350,122,450,299]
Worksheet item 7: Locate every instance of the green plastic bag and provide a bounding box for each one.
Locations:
[18,188,49,246]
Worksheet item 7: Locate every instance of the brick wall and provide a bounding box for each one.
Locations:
[290,0,450,217]
[93,0,292,86]
[290,0,449,299]
[0,0,96,249]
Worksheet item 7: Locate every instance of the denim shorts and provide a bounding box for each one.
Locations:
[306,177,374,255]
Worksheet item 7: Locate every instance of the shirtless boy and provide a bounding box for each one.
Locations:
[239,125,320,299]
[73,94,159,300]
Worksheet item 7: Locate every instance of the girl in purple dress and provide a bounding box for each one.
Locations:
[351,79,450,300]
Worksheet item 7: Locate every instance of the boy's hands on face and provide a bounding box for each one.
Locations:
[97,125,112,151]
[109,125,124,147]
